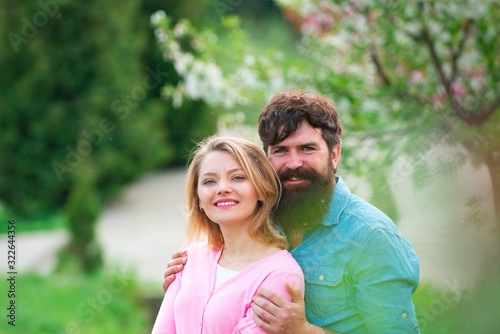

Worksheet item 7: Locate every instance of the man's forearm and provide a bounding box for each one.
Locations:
[322,329,340,334]
[306,323,340,334]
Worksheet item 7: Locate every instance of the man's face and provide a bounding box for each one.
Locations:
[267,122,340,233]
[267,122,339,190]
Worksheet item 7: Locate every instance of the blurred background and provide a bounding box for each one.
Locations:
[1,0,499,333]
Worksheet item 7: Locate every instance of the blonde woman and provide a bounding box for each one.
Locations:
[152,137,304,334]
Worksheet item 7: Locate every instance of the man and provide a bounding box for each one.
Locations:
[163,90,420,333]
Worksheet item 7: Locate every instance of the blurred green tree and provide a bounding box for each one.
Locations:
[0,0,217,272]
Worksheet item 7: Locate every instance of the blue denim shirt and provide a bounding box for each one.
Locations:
[289,176,420,333]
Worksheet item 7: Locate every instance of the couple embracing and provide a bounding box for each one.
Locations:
[152,90,420,334]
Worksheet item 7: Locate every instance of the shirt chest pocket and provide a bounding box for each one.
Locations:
[304,267,347,318]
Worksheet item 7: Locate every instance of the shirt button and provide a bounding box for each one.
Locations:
[402,313,407,319]
[319,275,324,281]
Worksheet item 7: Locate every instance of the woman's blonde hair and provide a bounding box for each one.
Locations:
[185,136,287,250]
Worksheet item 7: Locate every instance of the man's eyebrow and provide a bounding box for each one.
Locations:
[270,144,287,149]
[299,142,320,148]
[270,142,320,149]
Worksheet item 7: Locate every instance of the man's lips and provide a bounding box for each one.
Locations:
[279,168,316,186]
[284,177,305,183]
[282,176,311,185]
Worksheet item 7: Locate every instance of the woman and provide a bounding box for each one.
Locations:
[152,136,304,334]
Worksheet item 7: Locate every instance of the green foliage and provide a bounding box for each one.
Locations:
[412,274,500,333]
[62,157,103,272]
[0,0,172,271]
[412,282,450,332]
[0,206,66,232]
[0,0,171,215]
[11,270,149,333]
[430,277,500,333]
[137,0,220,165]
[368,167,400,222]
[164,98,218,164]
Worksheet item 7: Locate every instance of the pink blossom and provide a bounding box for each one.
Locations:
[468,68,484,79]
[345,4,356,15]
[301,11,335,35]
[354,13,366,25]
[451,80,468,97]
[302,12,323,35]
[433,92,446,105]
[395,65,405,76]
[323,13,334,26]
[409,70,424,85]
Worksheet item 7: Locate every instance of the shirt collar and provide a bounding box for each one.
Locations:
[322,176,350,226]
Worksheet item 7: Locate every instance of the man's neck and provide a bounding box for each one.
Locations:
[288,230,305,250]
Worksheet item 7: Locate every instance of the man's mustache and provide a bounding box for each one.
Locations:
[278,167,322,182]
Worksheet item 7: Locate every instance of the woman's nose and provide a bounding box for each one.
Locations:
[217,179,232,194]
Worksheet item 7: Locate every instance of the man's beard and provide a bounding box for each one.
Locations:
[272,162,335,236]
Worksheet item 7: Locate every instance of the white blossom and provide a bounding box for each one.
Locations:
[174,22,189,38]
[236,67,261,89]
[404,21,421,35]
[244,55,255,66]
[235,111,246,123]
[360,98,382,113]
[208,34,218,44]
[150,10,166,25]
[172,90,183,109]
[268,69,285,93]
[154,28,168,43]
[173,53,193,76]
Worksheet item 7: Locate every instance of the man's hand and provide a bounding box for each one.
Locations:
[251,283,323,334]
[162,249,187,292]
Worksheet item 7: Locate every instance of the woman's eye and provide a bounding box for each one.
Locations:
[233,175,244,180]
[203,180,215,185]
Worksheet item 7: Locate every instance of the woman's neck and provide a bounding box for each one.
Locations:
[218,224,281,271]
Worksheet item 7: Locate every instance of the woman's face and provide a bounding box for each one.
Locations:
[197,151,260,227]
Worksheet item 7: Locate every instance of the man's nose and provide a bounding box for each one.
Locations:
[285,151,303,170]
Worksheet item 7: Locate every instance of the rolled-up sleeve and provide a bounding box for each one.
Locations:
[352,227,420,334]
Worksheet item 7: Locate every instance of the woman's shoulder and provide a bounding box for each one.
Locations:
[262,249,303,274]
[186,242,220,260]
[187,242,208,251]
[187,242,209,254]
[258,250,305,294]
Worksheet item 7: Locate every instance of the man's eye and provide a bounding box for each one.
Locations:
[304,147,314,151]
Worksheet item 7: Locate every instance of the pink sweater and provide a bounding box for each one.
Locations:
[152,243,305,334]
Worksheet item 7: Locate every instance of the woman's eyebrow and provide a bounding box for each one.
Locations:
[200,168,244,177]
